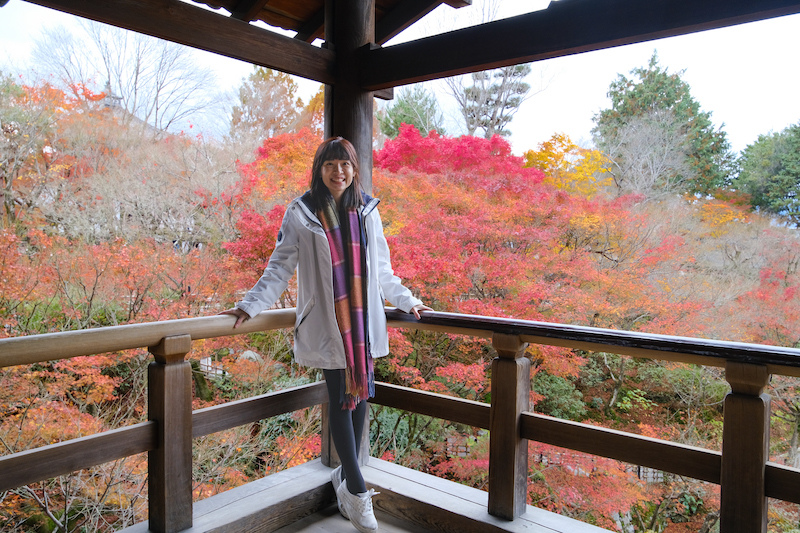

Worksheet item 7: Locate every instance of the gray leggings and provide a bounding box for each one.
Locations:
[323,369,368,494]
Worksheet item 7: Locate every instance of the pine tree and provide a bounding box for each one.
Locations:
[449,64,531,139]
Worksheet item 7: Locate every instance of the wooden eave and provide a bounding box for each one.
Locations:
[19,0,800,93]
[194,0,471,44]
[20,0,471,82]
[23,0,337,84]
[361,0,800,90]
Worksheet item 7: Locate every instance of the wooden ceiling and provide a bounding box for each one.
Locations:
[190,0,470,43]
[19,0,800,91]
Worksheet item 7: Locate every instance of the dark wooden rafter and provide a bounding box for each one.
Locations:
[23,0,336,85]
[375,0,440,44]
[230,0,269,21]
[294,7,325,42]
[292,0,471,45]
[361,0,800,90]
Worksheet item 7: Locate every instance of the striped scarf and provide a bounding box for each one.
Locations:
[318,196,373,410]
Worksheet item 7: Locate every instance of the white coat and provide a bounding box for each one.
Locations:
[235,192,422,369]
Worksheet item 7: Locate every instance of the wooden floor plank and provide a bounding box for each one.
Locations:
[274,503,435,532]
[120,458,612,533]
[364,458,609,533]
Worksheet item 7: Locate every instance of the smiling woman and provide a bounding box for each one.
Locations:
[219,136,431,533]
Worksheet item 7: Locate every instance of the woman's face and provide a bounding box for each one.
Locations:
[321,159,354,203]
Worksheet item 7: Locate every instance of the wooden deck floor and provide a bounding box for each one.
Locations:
[121,458,611,533]
[274,503,437,532]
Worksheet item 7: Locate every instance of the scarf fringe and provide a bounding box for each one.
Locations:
[341,367,376,410]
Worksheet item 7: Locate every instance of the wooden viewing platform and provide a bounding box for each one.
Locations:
[3,308,800,532]
[7,0,800,531]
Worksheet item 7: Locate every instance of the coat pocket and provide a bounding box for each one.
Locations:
[294,296,316,339]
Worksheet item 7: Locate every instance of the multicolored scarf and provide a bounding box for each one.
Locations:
[318,195,373,410]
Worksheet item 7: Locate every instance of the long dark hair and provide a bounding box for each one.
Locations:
[309,137,364,211]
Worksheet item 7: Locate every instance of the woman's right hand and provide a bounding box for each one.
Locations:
[219,307,250,329]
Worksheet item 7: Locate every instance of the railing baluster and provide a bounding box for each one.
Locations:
[721,361,771,533]
[488,332,530,519]
[148,334,193,533]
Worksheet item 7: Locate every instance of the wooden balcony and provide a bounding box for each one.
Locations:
[3,308,800,533]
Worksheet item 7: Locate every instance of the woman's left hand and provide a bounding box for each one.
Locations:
[410,304,433,319]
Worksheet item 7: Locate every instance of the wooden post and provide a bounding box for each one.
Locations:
[321,401,369,468]
[320,0,375,471]
[488,332,530,520]
[720,361,771,533]
[324,0,375,194]
[148,335,193,533]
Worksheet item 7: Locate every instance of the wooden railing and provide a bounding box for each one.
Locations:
[2,308,800,533]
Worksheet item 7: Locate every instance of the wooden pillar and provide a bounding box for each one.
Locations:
[321,0,375,470]
[324,0,375,194]
[720,361,771,533]
[488,332,530,520]
[321,401,369,468]
[148,335,193,533]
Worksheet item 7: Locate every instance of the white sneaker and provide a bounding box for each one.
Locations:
[336,483,379,533]
[331,466,348,519]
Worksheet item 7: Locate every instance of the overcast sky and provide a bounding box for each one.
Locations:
[2,0,800,155]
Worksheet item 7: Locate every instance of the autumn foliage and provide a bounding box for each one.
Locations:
[3,77,800,532]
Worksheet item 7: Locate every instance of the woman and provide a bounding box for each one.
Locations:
[221,137,430,533]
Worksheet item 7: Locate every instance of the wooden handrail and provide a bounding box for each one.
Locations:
[3,308,800,532]
[5,309,800,375]
[386,309,800,377]
[0,309,295,368]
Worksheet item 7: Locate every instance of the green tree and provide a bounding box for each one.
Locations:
[593,52,734,194]
[733,122,800,224]
[378,85,444,139]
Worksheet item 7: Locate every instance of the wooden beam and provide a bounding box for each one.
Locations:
[373,382,491,429]
[521,412,722,484]
[361,0,800,89]
[324,0,376,193]
[376,0,440,44]
[766,462,800,504]
[22,0,335,85]
[0,422,156,492]
[192,382,328,437]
